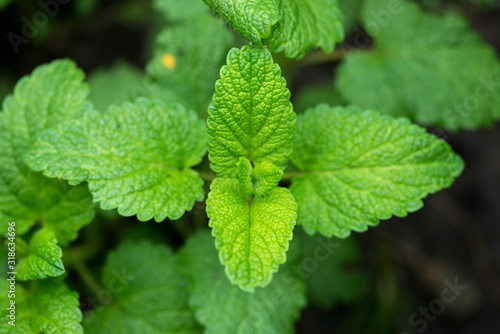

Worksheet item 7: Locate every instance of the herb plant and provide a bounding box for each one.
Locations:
[1,0,498,333]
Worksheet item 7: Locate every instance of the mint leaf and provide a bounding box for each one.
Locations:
[203,0,280,47]
[83,241,201,333]
[179,230,306,334]
[296,228,367,309]
[267,0,344,59]
[154,0,208,21]
[237,157,283,196]
[0,278,83,333]
[206,177,297,290]
[16,229,64,281]
[291,105,464,238]
[87,61,145,111]
[336,0,500,130]
[27,98,206,221]
[208,45,295,177]
[0,59,95,243]
[147,14,234,118]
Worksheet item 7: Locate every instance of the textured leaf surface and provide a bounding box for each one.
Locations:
[154,0,208,21]
[27,98,206,221]
[336,0,500,130]
[206,177,297,290]
[237,157,283,196]
[0,278,83,333]
[0,59,95,243]
[267,0,344,59]
[291,105,464,238]
[147,14,233,118]
[16,229,64,281]
[203,0,280,47]
[208,46,295,177]
[83,241,201,334]
[296,228,367,309]
[88,61,145,111]
[179,230,306,334]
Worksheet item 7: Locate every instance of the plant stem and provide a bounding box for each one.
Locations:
[298,48,357,67]
[198,171,216,183]
[74,260,103,296]
[281,171,305,181]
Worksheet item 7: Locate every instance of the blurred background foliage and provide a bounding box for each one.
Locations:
[1,0,499,333]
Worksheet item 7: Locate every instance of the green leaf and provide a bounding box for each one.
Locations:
[296,228,367,309]
[237,157,284,196]
[87,60,145,111]
[27,98,206,222]
[291,105,464,238]
[147,14,234,118]
[266,0,344,59]
[336,0,500,130]
[16,229,64,281]
[203,0,280,47]
[178,230,306,334]
[208,45,295,177]
[83,241,201,334]
[0,59,95,243]
[0,278,83,333]
[154,0,208,21]
[206,177,297,291]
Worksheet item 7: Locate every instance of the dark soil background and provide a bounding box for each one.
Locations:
[1,0,499,333]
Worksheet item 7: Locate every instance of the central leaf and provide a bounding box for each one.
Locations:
[207,45,295,177]
[206,178,297,291]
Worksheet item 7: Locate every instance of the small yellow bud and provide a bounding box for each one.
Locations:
[161,53,176,70]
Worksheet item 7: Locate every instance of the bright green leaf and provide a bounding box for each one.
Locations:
[147,14,234,118]
[208,45,295,177]
[87,61,145,111]
[0,59,95,243]
[266,0,344,59]
[252,161,284,196]
[206,177,297,290]
[83,241,201,333]
[291,105,464,238]
[178,230,306,334]
[16,229,64,281]
[0,278,83,333]
[203,0,280,47]
[237,157,283,196]
[154,0,208,21]
[336,0,500,130]
[27,98,206,222]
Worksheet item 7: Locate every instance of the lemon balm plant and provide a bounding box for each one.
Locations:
[1,0,499,332]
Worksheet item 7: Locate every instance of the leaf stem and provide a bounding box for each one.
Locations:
[298,48,357,67]
[198,171,217,183]
[74,260,103,296]
[281,171,305,181]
